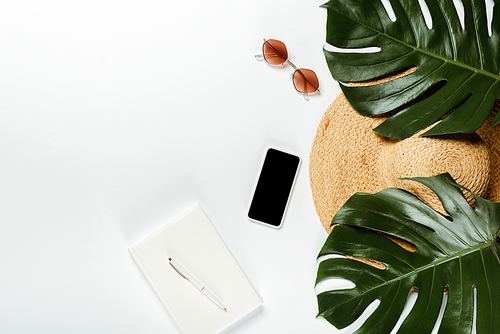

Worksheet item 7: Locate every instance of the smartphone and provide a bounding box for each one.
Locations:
[248,148,301,228]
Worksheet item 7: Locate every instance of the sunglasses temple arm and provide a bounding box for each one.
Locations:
[256,54,288,62]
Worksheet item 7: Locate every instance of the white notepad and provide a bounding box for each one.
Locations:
[129,204,263,334]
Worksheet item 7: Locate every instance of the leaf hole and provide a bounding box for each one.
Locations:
[472,285,477,334]
[451,92,473,114]
[344,66,417,87]
[381,79,447,117]
[430,287,448,333]
[324,299,380,334]
[380,0,396,22]
[324,43,381,54]
[441,214,453,222]
[346,255,387,270]
[431,92,473,125]
[390,289,418,334]
[317,253,345,263]
[418,0,433,29]
[377,231,417,252]
[452,0,465,30]
[486,0,495,36]
[315,278,356,295]
[417,80,447,104]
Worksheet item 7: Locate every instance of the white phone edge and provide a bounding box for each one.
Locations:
[247,147,301,229]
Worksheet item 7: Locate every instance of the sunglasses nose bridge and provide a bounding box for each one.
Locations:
[287,60,298,71]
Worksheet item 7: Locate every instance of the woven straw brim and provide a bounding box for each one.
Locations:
[310,88,500,233]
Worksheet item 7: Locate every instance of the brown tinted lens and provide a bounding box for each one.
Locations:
[263,39,288,65]
[293,69,319,94]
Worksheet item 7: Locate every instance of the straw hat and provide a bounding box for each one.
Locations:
[309,73,500,233]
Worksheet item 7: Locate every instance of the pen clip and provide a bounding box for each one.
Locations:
[169,258,188,280]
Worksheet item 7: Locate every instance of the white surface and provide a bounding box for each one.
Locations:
[0,0,342,333]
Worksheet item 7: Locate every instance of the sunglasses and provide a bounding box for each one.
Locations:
[255,39,320,100]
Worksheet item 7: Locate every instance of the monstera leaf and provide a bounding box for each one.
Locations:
[322,0,500,139]
[316,174,500,333]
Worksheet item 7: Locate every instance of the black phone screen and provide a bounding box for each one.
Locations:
[248,148,300,227]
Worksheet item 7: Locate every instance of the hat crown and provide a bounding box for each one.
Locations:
[378,132,490,213]
[309,92,495,232]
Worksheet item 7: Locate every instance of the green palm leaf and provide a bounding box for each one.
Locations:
[316,173,500,334]
[322,0,500,139]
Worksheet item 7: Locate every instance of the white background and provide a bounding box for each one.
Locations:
[0,0,345,333]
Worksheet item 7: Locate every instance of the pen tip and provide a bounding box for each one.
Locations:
[168,257,172,261]
[224,308,227,311]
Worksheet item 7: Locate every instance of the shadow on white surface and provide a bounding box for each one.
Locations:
[221,304,265,334]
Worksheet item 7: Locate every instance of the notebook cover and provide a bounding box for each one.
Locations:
[129,204,263,334]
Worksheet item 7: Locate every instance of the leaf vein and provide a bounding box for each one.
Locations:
[480,248,493,330]
[414,265,436,332]
[448,191,488,243]
[396,0,418,47]
[326,48,415,68]
[434,0,457,60]
[491,244,500,266]
[470,0,485,70]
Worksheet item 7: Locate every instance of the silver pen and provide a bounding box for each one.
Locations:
[168,257,227,311]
